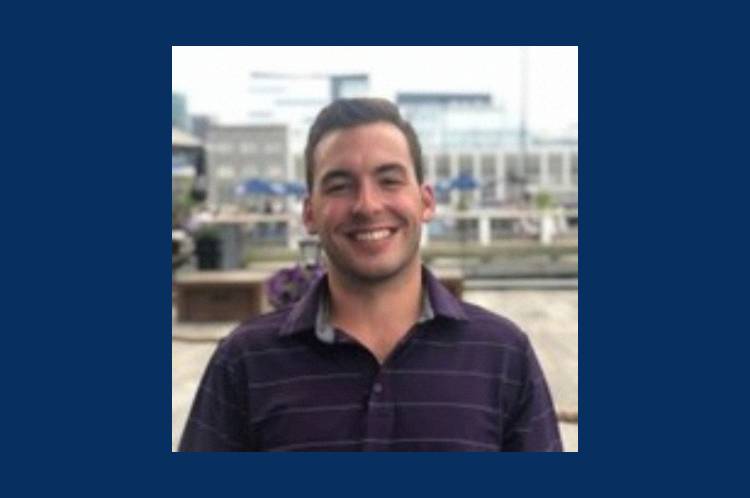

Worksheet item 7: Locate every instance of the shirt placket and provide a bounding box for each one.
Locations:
[363,369,394,451]
[360,324,425,451]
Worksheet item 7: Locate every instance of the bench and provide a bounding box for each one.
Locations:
[174,270,273,322]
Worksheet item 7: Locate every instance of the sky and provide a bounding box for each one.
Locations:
[172,46,577,135]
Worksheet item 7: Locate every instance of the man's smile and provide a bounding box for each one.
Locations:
[342,227,400,252]
[346,227,398,241]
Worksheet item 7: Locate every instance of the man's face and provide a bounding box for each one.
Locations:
[304,122,435,284]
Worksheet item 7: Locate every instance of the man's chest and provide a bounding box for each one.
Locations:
[243,343,512,451]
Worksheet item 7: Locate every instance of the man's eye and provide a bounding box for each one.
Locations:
[381,177,403,187]
[325,183,349,193]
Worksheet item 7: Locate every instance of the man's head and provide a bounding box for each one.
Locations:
[303,98,435,285]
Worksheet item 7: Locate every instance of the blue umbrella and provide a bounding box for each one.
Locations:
[451,173,480,191]
[268,180,287,196]
[236,178,275,196]
[435,178,454,193]
[238,178,294,196]
[284,181,307,197]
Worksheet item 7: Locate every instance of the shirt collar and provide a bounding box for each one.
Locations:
[313,282,435,344]
[278,266,467,339]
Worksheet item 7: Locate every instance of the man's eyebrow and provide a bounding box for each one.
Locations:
[375,163,408,176]
[319,163,408,185]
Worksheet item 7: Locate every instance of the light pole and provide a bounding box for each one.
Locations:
[519,46,529,206]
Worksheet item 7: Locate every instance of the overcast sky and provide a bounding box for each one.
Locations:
[172,46,577,135]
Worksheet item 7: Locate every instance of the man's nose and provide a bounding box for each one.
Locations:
[352,182,383,216]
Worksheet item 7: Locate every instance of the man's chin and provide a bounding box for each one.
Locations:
[331,259,407,284]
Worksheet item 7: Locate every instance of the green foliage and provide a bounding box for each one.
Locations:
[245,247,297,265]
[172,190,195,228]
[193,225,220,241]
[535,191,554,210]
[456,191,475,211]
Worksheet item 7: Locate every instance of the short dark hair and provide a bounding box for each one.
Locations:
[304,98,424,192]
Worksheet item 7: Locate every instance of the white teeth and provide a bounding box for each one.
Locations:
[354,229,391,241]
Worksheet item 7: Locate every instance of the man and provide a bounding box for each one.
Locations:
[179,98,562,451]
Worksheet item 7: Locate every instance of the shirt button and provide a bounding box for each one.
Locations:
[373,382,383,394]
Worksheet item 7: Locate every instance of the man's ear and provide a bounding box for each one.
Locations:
[303,197,317,235]
[420,184,436,223]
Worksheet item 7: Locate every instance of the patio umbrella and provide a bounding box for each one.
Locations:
[451,173,480,191]
[236,178,275,196]
[284,181,308,197]
[434,178,454,194]
[268,180,287,196]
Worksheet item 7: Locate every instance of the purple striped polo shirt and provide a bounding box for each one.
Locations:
[178,267,562,452]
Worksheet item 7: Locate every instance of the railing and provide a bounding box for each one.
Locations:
[195,207,579,254]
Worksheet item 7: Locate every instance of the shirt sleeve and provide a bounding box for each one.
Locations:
[178,337,254,451]
[502,335,563,452]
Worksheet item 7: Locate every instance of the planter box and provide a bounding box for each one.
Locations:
[174,270,272,322]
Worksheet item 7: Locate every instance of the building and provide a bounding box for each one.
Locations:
[172,93,190,131]
[423,146,578,208]
[205,124,289,206]
[172,127,206,220]
[190,115,213,141]
[248,72,370,155]
[245,82,576,210]
[330,74,369,100]
[395,92,576,207]
[397,92,517,151]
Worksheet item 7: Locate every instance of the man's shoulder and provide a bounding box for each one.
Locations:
[452,300,531,352]
[215,307,299,358]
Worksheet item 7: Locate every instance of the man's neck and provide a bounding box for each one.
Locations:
[327,262,424,363]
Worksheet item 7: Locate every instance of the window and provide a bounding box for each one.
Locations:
[267,166,283,178]
[216,166,235,179]
[548,154,563,185]
[219,180,235,203]
[436,154,451,178]
[294,155,304,183]
[435,154,451,204]
[480,155,496,178]
[481,182,496,204]
[458,155,473,176]
[491,219,516,238]
[216,142,234,154]
[240,142,258,154]
[570,153,578,185]
[505,154,523,184]
[242,165,261,179]
[524,154,541,185]
[264,143,282,154]
[480,155,497,204]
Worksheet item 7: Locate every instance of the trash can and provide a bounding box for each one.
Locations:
[195,235,221,270]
